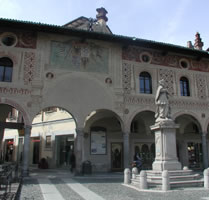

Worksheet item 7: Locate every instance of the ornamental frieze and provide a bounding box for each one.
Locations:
[124,96,155,105]
[124,95,209,109]
[170,99,209,109]
[0,87,31,95]
[122,46,209,72]
[0,30,37,49]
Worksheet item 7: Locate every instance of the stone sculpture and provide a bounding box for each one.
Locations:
[155,79,171,122]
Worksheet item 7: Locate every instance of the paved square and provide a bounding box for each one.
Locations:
[18,169,209,200]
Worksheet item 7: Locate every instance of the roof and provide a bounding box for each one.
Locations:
[64,16,112,34]
[0,17,209,59]
[63,16,89,28]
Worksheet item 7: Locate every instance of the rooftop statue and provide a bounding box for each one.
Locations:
[155,79,171,123]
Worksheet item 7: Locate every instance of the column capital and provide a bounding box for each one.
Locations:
[76,128,84,136]
[202,132,208,137]
[123,131,130,136]
[24,125,32,130]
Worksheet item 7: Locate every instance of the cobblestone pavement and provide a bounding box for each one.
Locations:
[19,178,44,200]
[18,169,209,200]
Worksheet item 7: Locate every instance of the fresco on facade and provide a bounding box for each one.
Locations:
[50,41,109,73]
[122,46,209,72]
[0,31,37,49]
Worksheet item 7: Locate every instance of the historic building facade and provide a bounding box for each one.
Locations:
[0,8,209,175]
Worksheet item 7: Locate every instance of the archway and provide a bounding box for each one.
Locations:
[175,114,202,169]
[84,109,123,172]
[0,103,25,164]
[31,106,76,169]
[130,110,155,169]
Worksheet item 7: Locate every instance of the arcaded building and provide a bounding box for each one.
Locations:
[0,8,209,175]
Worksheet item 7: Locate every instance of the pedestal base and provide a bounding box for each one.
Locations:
[150,120,181,171]
[152,160,182,171]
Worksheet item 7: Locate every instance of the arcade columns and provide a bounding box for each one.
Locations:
[202,132,209,169]
[123,131,130,169]
[22,125,32,177]
[75,128,84,174]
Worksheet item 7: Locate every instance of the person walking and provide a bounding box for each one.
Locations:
[70,152,76,172]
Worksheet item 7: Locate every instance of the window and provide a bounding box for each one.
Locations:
[0,57,13,82]
[139,72,152,94]
[180,77,190,96]
[2,35,16,46]
[45,136,51,148]
[179,58,189,69]
[140,52,152,63]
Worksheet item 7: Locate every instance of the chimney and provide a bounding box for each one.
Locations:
[194,32,204,50]
[187,41,193,48]
[96,7,108,26]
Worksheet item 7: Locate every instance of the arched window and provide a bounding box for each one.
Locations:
[180,77,190,96]
[139,72,152,94]
[0,57,13,82]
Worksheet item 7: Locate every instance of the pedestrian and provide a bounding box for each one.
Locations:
[133,152,142,169]
[70,152,76,172]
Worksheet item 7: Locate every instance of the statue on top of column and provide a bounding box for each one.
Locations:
[155,79,171,123]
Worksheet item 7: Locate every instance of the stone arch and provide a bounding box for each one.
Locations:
[43,73,114,128]
[84,109,124,132]
[0,97,30,125]
[173,110,202,132]
[31,105,78,129]
[126,107,155,133]
[174,112,204,169]
[0,53,18,65]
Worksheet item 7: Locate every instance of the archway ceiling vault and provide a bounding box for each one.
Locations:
[175,114,201,134]
[0,104,13,121]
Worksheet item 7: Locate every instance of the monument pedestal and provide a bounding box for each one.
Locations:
[150,119,181,171]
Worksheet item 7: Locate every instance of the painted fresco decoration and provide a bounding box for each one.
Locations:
[122,46,209,72]
[24,52,36,85]
[50,40,109,73]
[17,32,37,49]
[0,30,37,49]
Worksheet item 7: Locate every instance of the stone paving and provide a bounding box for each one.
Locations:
[20,178,44,200]
[18,169,209,200]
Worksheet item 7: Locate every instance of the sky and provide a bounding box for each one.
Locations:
[0,0,209,49]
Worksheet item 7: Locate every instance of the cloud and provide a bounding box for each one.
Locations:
[0,0,21,19]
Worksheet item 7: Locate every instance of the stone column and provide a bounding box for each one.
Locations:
[202,132,209,169]
[22,125,32,177]
[123,132,130,169]
[150,120,181,171]
[179,140,189,167]
[0,128,4,161]
[75,128,84,174]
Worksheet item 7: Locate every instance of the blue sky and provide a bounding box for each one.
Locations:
[0,0,209,49]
